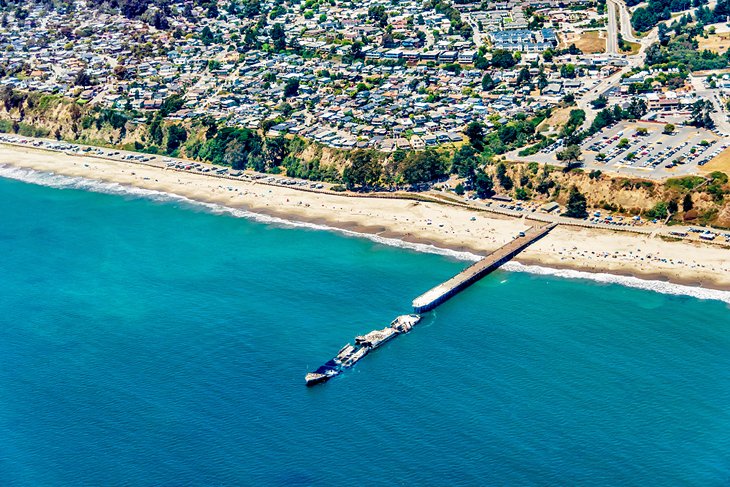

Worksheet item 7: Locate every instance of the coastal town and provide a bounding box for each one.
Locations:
[0,0,729,230]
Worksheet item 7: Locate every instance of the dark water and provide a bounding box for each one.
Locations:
[1,173,729,486]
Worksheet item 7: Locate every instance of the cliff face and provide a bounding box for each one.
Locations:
[1,91,727,227]
[0,92,147,147]
[487,162,730,227]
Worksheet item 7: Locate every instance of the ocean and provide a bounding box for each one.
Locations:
[1,167,729,486]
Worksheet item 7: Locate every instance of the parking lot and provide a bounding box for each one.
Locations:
[521,121,729,180]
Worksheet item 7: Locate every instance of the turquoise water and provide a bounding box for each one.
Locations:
[1,170,729,486]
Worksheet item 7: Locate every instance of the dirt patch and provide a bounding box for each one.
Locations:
[561,30,606,54]
[537,107,573,133]
[702,146,730,174]
[698,33,730,54]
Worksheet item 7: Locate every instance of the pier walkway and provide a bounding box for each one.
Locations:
[412,223,558,313]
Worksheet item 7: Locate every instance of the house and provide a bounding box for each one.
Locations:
[457,50,477,64]
[439,51,457,63]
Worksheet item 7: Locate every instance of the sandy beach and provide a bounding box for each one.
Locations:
[1,143,729,292]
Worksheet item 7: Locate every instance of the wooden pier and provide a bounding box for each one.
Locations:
[412,223,558,313]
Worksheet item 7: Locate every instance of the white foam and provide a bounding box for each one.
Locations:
[502,262,730,305]
[3,164,729,305]
[0,164,481,263]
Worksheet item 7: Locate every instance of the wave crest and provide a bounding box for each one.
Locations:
[2,164,728,305]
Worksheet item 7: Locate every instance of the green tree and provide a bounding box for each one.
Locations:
[270,23,287,51]
[283,78,300,98]
[343,150,382,189]
[481,73,496,91]
[451,145,478,179]
[264,136,288,168]
[491,50,516,69]
[514,187,529,200]
[663,123,675,134]
[564,186,588,218]
[557,144,582,169]
[590,95,608,109]
[474,172,494,198]
[668,200,679,214]
[165,124,187,153]
[646,202,669,219]
[690,100,714,129]
[682,193,694,212]
[400,150,447,185]
[464,121,485,150]
[560,64,576,79]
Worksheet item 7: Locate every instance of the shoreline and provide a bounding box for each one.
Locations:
[1,143,730,297]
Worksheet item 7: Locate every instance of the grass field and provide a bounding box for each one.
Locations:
[697,33,730,54]
[620,40,641,55]
[561,30,606,54]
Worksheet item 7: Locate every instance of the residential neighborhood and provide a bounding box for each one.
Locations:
[1,0,730,178]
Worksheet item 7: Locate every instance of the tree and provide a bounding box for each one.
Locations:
[474,172,494,198]
[264,136,288,168]
[368,5,388,27]
[491,50,516,69]
[464,121,485,150]
[682,193,694,212]
[451,145,478,179]
[690,100,715,129]
[514,187,529,200]
[626,98,647,119]
[632,7,657,32]
[663,123,675,134]
[160,95,184,116]
[646,202,668,219]
[223,139,247,169]
[270,23,287,52]
[557,144,582,169]
[400,150,447,185]
[590,95,608,109]
[113,65,128,80]
[564,186,588,218]
[481,73,496,91]
[283,78,299,98]
[560,64,576,79]
[350,41,364,60]
[343,150,382,189]
[474,55,489,70]
[516,67,530,85]
[668,200,679,214]
[201,25,214,45]
[165,124,187,153]
[74,69,92,86]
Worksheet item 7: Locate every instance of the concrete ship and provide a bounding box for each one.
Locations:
[305,315,421,386]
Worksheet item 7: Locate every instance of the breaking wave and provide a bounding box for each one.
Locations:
[2,164,729,305]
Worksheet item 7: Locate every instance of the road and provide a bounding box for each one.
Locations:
[610,0,639,43]
[576,27,659,131]
[606,0,619,55]
[462,13,485,48]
